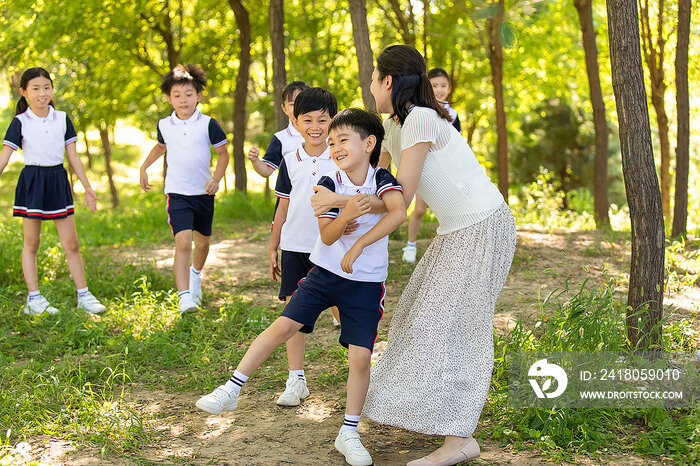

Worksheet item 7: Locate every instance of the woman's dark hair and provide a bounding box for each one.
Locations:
[329,108,385,167]
[160,64,207,94]
[427,67,450,81]
[376,45,450,125]
[282,81,309,102]
[293,87,338,119]
[16,67,54,116]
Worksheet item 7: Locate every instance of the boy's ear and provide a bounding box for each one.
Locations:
[365,134,377,154]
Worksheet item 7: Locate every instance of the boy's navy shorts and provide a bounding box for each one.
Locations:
[279,250,314,300]
[166,193,215,236]
[280,266,385,352]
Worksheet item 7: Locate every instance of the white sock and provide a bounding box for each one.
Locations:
[406,241,416,248]
[178,290,190,299]
[27,290,40,303]
[225,370,248,395]
[339,414,361,434]
[77,287,89,298]
[190,265,202,275]
[289,369,305,381]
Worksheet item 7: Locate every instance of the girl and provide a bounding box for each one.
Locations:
[311,45,516,465]
[0,67,106,316]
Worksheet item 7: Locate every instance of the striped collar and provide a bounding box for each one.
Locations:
[296,144,331,162]
[170,108,202,125]
[25,106,56,120]
[286,121,301,137]
[336,165,375,189]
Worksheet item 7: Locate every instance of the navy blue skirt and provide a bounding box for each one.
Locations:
[13,165,74,220]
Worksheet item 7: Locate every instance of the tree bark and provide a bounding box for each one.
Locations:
[487,0,509,201]
[671,0,691,237]
[348,0,376,111]
[639,0,671,218]
[574,0,610,229]
[98,123,120,209]
[82,130,93,170]
[386,0,416,45]
[606,0,665,349]
[269,0,288,131]
[229,0,251,192]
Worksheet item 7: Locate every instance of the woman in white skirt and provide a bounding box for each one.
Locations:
[313,45,516,465]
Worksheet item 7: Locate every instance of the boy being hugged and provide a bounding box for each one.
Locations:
[196,108,406,466]
[139,64,229,315]
[269,87,340,407]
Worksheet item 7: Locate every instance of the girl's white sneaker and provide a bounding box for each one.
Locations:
[77,292,106,314]
[24,296,59,315]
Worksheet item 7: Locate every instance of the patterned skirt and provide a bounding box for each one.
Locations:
[13,165,74,220]
[363,202,516,437]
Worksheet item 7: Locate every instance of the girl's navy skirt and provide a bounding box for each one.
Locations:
[13,164,74,220]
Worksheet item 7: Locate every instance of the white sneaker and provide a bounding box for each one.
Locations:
[195,385,238,414]
[402,244,417,263]
[178,293,198,314]
[276,376,310,406]
[190,268,203,305]
[77,292,106,314]
[333,316,341,327]
[23,296,59,316]
[335,431,373,466]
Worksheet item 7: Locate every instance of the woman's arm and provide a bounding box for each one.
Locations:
[65,142,98,212]
[394,142,431,208]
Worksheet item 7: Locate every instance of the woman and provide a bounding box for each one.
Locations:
[312,45,516,465]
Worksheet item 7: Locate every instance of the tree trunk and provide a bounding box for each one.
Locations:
[229,0,251,193]
[98,123,120,209]
[82,130,93,170]
[671,0,691,237]
[422,0,429,59]
[487,0,509,201]
[348,0,376,111]
[269,0,288,131]
[574,0,610,229]
[639,0,670,218]
[606,0,665,349]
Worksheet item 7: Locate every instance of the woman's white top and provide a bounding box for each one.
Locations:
[382,106,504,234]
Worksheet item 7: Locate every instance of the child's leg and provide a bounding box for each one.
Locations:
[192,231,210,271]
[331,306,340,324]
[21,218,42,292]
[345,344,372,416]
[286,330,306,370]
[53,216,87,289]
[238,316,303,375]
[173,229,193,292]
[407,195,427,244]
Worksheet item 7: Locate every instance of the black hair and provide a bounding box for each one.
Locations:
[160,64,207,95]
[329,108,385,167]
[293,87,338,119]
[375,45,450,125]
[427,67,450,81]
[282,80,309,102]
[16,67,55,116]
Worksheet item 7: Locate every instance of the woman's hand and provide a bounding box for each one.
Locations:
[341,243,364,274]
[84,188,99,212]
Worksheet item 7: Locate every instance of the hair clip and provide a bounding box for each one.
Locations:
[173,66,193,80]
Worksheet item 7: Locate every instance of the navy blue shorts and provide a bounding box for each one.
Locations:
[280,266,385,352]
[166,193,215,236]
[13,165,74,220]
[279,250,314,300]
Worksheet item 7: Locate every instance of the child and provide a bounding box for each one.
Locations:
[139,64,229,315]
[0,67,106,315]
[402,67,461,264]
[269,87,340,407]
[196,108,406,466]
[246,80,309,178]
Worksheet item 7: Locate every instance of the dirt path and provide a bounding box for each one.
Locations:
[29,228,692,465]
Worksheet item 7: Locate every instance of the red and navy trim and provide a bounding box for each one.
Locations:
[12,205,75,219]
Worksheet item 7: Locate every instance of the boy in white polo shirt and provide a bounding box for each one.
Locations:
[196,108,406,466]
[139,64,229,315]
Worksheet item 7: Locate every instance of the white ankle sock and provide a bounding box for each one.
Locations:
[339,414,360,434]
[289,369,305,381]
[406,241,416,248]
[225,370,248,395]
[27,290,40,303]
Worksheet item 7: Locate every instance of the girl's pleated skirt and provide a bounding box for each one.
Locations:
[13,164,74,220]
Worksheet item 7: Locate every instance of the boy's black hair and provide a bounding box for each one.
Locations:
[282,80,309,102]
[293,87,338,119]
[427,67,451,81]
[329,108,385,167]
[160,64,207,95]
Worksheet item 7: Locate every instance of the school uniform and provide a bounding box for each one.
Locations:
[274,144,337,299]
[156,108,227,236]
[280,165,403,352]
[261,121,304,171]
[444,102,461,133]
[3,106,77,220]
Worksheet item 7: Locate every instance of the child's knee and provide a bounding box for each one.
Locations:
[193,234,210,250]
[413,203,427,217]
[348,345,372,371]
[23,238,40,254]
[276,317,303,338]
[174,232,192,252]
[63,239,80,255]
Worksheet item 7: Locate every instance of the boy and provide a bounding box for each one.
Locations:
[196,108,406,466]
[247,80,309,177]
[139,64,229,315]
[269,87,339,407]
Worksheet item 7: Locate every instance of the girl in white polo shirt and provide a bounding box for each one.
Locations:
[0,67,106,316]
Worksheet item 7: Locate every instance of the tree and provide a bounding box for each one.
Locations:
[487,0,509,201]
[573,0,610,229]
[606,0,665,349]
[639,0,671,218]
[348,0,376,111]
[229,0,251,192]
[269,0,287,131]
[671,0,691,238]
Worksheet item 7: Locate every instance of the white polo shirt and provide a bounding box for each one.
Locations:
[157,109,227,195]
[3,106,77,166]
[309,166,403,282]
[275,144,337,253]
[262,121,304,170]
